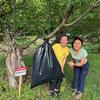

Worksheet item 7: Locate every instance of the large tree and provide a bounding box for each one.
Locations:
[0,0,100,88]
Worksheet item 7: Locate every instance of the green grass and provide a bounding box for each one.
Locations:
[0,53,100,100]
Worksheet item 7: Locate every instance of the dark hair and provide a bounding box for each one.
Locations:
[72,37,83,49]
[52,34,68,45]
[57,34,68,42]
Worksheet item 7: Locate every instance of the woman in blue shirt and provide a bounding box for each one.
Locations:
[69,37,89,100]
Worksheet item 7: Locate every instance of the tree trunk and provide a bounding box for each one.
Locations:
[5,45,25,89]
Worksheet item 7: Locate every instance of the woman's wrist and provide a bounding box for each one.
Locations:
[74,63,77,66]
[74,63,82,67]
[74,63,76,66]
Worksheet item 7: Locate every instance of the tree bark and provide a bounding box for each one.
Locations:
[5,45,26,88]
[2,34,25,88]
[6,51,18,89]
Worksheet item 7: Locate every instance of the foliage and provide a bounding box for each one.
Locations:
[0,0,99,36]
[0,53,100,100]
[0,0,100,48]
[0,0,100,89]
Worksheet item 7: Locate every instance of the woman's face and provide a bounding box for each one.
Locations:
[73,40,82,51]
[60,36,68,47]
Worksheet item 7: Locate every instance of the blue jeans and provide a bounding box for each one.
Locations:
[72,61,89,92]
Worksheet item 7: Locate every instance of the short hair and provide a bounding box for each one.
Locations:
[72,37,83,49]
[53,34,68,44]
[58,34,68,41]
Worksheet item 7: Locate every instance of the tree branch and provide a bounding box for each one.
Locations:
[45,1,74,39]
[93,0,100,7]
[64,0,100,27]
[21,36,40,49]
[13,31,24,42]
[45,0,100,40]
[0,43,7,52]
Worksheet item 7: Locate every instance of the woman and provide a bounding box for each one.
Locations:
[50,35,69,97]
[69,37,89,99]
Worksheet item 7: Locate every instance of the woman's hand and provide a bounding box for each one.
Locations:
[61,68,64,73]
[68,61,75,69]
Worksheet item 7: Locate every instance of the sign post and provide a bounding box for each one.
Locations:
[15,67,27,100]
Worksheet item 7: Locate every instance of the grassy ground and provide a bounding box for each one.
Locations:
[0,53,100,100]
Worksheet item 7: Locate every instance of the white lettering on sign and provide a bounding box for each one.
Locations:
[15,67,27,77]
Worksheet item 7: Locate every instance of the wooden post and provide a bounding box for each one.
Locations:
[19,76,22,100]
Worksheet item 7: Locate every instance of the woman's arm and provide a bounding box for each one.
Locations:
[68,57,87,67]
[68,59,74,69]
[61,57,67,73]
[74,57,87,67]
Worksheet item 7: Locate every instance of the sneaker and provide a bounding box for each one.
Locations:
[72,89,77,96]
[55,89,60,97]
[49,91,54,97]
[75,91,82,100]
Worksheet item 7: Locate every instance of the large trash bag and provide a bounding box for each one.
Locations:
[31,41,63,88]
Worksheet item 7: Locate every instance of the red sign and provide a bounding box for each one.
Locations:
[15,67,27,77]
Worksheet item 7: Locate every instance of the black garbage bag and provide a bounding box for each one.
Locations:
[31,41,63,88]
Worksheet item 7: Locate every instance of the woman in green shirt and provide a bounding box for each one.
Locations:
[69,37,89,100]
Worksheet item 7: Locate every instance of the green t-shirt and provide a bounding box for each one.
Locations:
[70,48,88,63]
